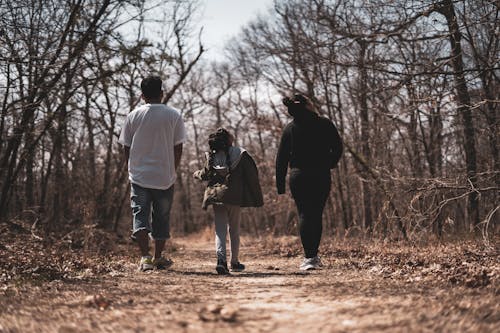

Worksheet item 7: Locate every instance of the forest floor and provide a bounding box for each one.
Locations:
[0,223,499,333]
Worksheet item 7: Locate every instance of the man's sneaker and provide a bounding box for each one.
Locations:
[230,262,245,272]
[153,257,173,270]
[216,259,230,275]
[139,256,154,272]
[299,257,317,271]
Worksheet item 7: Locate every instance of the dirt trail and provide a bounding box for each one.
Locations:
[1,236,498,332]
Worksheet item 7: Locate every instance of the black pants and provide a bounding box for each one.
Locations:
[289,168,331,258]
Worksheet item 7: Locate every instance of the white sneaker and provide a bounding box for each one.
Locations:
[138,256,154,272]
[300,256,323,271]
[299,257,316,271]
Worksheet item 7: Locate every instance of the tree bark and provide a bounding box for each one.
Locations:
[437,0,479,227]
[357,39,373,231]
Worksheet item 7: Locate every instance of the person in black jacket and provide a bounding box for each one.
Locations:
[276,94,343,271]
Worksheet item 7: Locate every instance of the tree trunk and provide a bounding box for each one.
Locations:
[479,72,499,189]
[437,0,479,228]
[335,67,353,230]
[0,102,37,220]
[357,39,373,231]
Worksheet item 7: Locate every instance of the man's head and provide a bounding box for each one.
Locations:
[141,76,163,102]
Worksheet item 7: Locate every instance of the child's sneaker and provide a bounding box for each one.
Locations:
[153,257,173,270]
[230,262,245,272]
[139,256,154,271]
[216,259,230,275]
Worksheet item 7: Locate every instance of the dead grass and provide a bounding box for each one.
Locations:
[0,221,499,332]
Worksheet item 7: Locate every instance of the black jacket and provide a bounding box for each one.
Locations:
[276,113,343,194]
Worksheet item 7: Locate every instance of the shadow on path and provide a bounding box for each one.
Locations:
[170,269,310,278]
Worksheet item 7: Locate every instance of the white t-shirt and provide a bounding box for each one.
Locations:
[119,103,187,190]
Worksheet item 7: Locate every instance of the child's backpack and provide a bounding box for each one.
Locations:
[201,129,232,209]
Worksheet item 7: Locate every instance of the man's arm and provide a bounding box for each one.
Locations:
[174,143,183,171]
[124,146,130,167]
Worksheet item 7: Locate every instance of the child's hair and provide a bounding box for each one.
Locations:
[207,128,231,184]
[208,128,230,153]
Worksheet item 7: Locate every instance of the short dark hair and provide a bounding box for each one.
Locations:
[141,76,163,100]
[208,128,230,152]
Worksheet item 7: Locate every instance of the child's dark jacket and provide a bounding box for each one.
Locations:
[194,147,264,209]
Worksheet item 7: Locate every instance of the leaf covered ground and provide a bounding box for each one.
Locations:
[0,222,498,332]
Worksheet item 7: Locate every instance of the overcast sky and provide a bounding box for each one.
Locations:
[199,0,273,60]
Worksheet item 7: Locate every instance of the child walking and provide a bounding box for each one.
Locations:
[194,128,263,274]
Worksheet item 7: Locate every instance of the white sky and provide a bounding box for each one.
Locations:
[199,0,273,60]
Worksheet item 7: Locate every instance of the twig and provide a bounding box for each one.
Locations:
[31,216,43,241]
[480,205,499,250]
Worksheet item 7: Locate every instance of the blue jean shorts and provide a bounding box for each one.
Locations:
[130,183,174,240]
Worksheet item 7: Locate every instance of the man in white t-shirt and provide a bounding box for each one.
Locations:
[119,76,186,271]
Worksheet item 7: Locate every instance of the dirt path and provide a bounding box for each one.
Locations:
[1,236,498,332]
